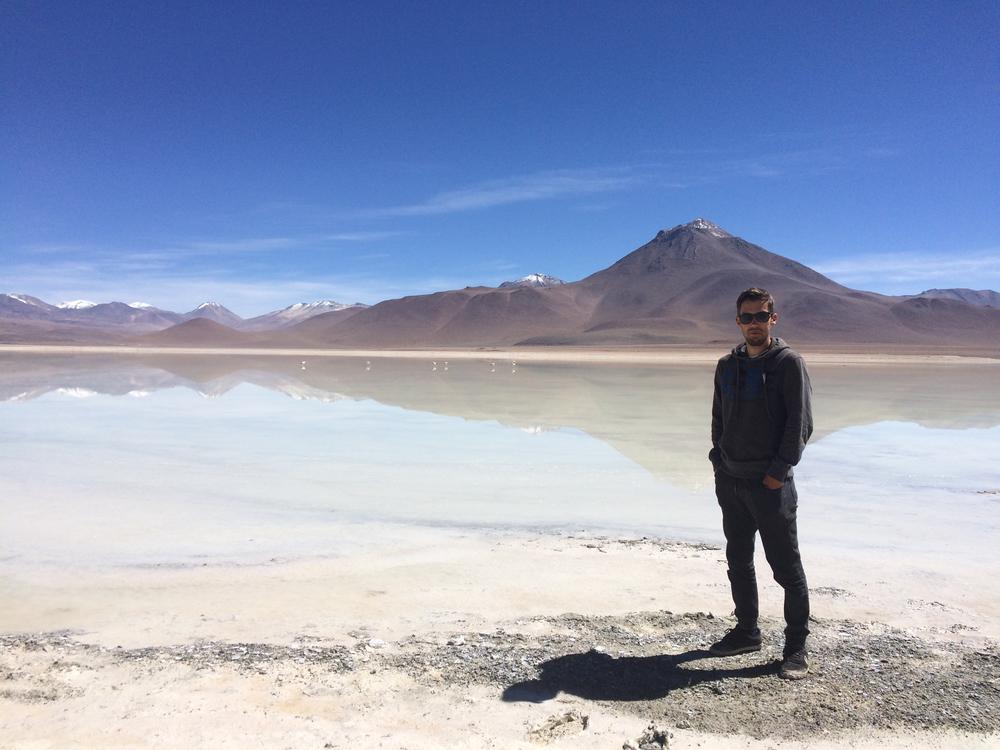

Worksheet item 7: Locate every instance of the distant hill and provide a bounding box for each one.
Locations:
[912,288,1000,307]
[242,301,368,331]
[79,301,182,328]
[135,318,257,347]
[5,220,1000,348]
[0,316,127,345]
[0,294,178,341]
[272,305,369,340]
[499,273,565,289]
[1,293,61,319]
[0,295,363,342]
[180,302,244,328]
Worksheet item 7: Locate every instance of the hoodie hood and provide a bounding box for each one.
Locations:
[732,336,790,360]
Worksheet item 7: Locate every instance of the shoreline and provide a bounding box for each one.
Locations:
[3,529,998,748]
[6,526,998,646]
[2,342,998,365]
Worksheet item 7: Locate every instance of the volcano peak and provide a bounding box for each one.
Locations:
[656,218,732,240]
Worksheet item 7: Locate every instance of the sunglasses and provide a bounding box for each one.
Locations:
[738,311,774,324]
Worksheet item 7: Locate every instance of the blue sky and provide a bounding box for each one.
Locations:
[3,1,998,315]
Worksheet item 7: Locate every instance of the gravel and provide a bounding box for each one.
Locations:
[3,611,998,740]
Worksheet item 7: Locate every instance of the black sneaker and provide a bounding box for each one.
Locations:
[779,649,809,680]
[708,627,762,656]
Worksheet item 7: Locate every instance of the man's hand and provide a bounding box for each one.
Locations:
[762,475,784,490]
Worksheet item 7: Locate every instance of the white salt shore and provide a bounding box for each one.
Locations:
[2,349,998,748]
[2,524,998,749]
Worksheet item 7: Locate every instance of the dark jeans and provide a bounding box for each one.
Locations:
[714,470,809,652]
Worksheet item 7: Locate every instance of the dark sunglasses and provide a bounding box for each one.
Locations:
[738,311,774,324]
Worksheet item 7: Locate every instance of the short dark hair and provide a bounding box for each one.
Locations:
[736,287,775,313]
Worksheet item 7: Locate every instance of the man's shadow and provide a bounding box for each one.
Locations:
[502,648,777,703]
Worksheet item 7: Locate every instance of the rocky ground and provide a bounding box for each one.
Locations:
[3,608,998,745]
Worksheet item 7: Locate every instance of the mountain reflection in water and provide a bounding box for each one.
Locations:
[1,352,998,567]
[2,352,999,490]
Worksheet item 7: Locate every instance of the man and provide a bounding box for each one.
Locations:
[708,287,813,680]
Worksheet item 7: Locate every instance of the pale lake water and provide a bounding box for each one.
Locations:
[1,353,998,571]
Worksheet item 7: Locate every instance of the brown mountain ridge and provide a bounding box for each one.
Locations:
[7,219,1000,348]
[210,218,1000,348]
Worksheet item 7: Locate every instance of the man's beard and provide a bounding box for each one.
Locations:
[744,330,768,347]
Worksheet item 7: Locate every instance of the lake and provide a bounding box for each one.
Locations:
[2,352,998,573]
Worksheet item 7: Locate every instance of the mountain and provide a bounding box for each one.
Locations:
[276,283,594,347]
[1,294,181,327]
[241,300,368,331]
[259,218,1000,348]
[71,301,183,328]
[5,220,1000,348]
[137,318,257,347]
[263,305,370,343]
[499,273,566,289]
[550,217,883,345]
[1,293,59,319]
[181,302,244,328]
[913,288,1000,307]
[0,294,368,341]
[0,294,181,341]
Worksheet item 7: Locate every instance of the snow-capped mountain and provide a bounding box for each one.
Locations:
[242,300,369,331]
[72,302,183,328]
[684,217,732,238]
[913,288,1000,307]
[3,294,47,306]
[0,293,60,319]
[289,300,358,314]
[1,293,55,310]
[499,273,566,289]
[0,294,183,336]
[57,299,161,310]
[181,302,244,328]
[0,293,368,336]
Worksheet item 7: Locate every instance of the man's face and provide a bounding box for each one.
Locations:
[737,299,777,349]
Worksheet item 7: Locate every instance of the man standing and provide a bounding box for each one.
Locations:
[708,287,813,679]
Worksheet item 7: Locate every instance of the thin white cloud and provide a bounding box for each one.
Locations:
[712,149,847,180]
[572,202,617,213]
[4,229,420,314]
[183,237,299,253]
[814,248,1000,292]
[272,157,831,222]
[24,230,408,262]
[320,231,409,242]
[359,168,639,218]
[473,260,521,273]
[863,147,900,158]
[634,146,852,180]
[22,243,103,256]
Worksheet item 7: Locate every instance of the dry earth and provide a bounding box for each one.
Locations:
[3,611,998,749]
[3,535,999,749]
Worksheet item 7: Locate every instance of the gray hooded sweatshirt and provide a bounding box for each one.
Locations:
[709,337,813,482]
